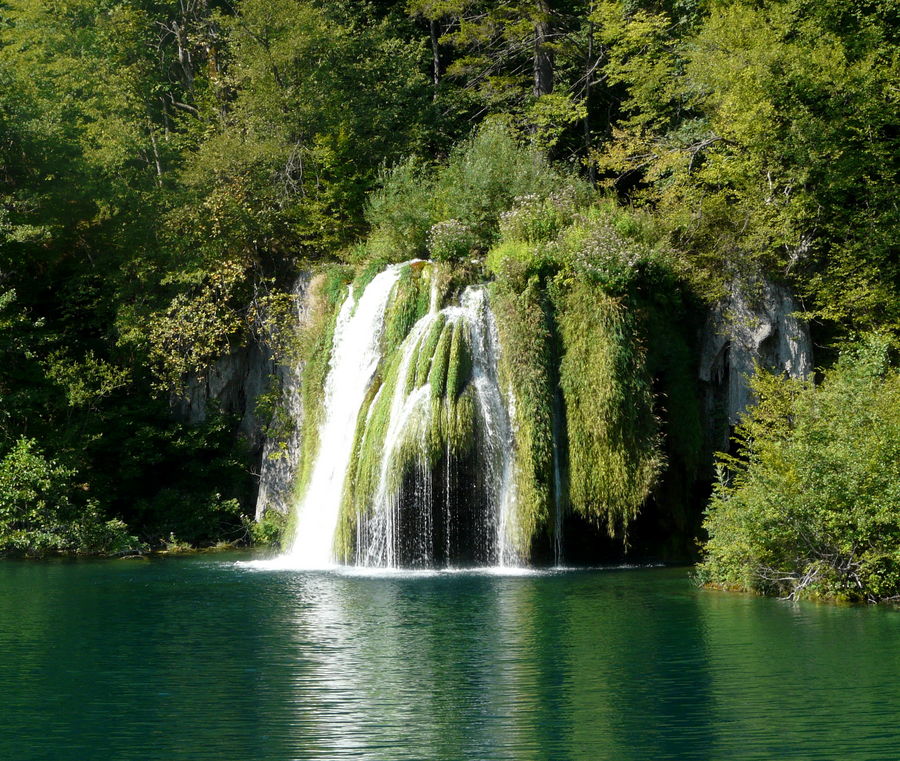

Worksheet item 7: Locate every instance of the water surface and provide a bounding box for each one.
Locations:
[1,556,897,760]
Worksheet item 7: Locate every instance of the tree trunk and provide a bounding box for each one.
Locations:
[533,0,554,97]
[430,18,441,96]
[584,19,595,182]
[173,21,194,95]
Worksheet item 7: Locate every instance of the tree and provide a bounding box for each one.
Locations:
[592,0,900,326]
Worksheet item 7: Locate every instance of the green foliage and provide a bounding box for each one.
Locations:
[365,158,436,261]
[427,219,478,262]
[366,122,592,261]
[698,336,900,601]
[485,240,546,289]
[432,123,582,248]
[382,262,434,354]
[44,350,131,409]
[552,277,663,540]
[594,0,899,329]
[0,438,137,556]
[115,408,252,548]
[173,0,431,257]
[498,190,583,245]
[249,508,288,548]
[491,280,555,556]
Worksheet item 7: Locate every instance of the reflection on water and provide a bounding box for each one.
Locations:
[0,557,898,760]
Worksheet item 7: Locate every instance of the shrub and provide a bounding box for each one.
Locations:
[434,122,589,249]
[498,190,582,244]
[249,508,288,548]
[426,219,478,262]
[365,122,593,262]
[697,336,900,601]
[0,438,138,555]
[485,240,557,293]
[365,157,436,260]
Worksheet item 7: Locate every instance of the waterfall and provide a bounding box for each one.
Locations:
[285,265,403,568]
[354,285,518,568]
[283,261,520,569]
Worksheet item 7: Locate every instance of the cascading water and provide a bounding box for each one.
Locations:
[283,261,520,569]
[285,265,403,568]
[353,286,519,568]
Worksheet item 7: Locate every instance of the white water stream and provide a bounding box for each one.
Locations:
[285,266,403,568]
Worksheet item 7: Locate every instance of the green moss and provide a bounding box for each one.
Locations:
[336,340,407,558]
[334,293,482,556]
[353,258,391,298]
[485,239,541,283]
[333,374,386,561]
[382,261,433,356]
[427,322,453,400]
[491,280,555,558]
[552,276,663,541]
[443,384,477,456]
[414,314,446,389]
[446,321,471,401]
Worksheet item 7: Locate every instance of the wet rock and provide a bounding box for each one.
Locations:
[254,276,311,520]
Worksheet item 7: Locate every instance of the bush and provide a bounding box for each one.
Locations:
[498,190,581,244]
[0,438,138,555]
[426,219,477,262]
[249,508,288,548]
[697,336,900,601]
[365,122,593,262]
[434,122,590,250]
[364,158,436,261]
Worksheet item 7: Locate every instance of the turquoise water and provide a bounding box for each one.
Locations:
[1,556,898,760]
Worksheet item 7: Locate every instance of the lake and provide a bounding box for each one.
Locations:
[1,555,897,760]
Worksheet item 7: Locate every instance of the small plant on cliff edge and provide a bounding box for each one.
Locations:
[248,509,287,548]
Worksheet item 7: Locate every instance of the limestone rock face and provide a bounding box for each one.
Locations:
[170,274,311,517]
[254,276,311,520]
[170,341,274,453]
[699,277,813,455]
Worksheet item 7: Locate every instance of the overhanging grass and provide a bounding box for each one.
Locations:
[552,276,663,541]
[490,278,555,558]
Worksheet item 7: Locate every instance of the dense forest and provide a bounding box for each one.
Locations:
[0,0,897,598]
